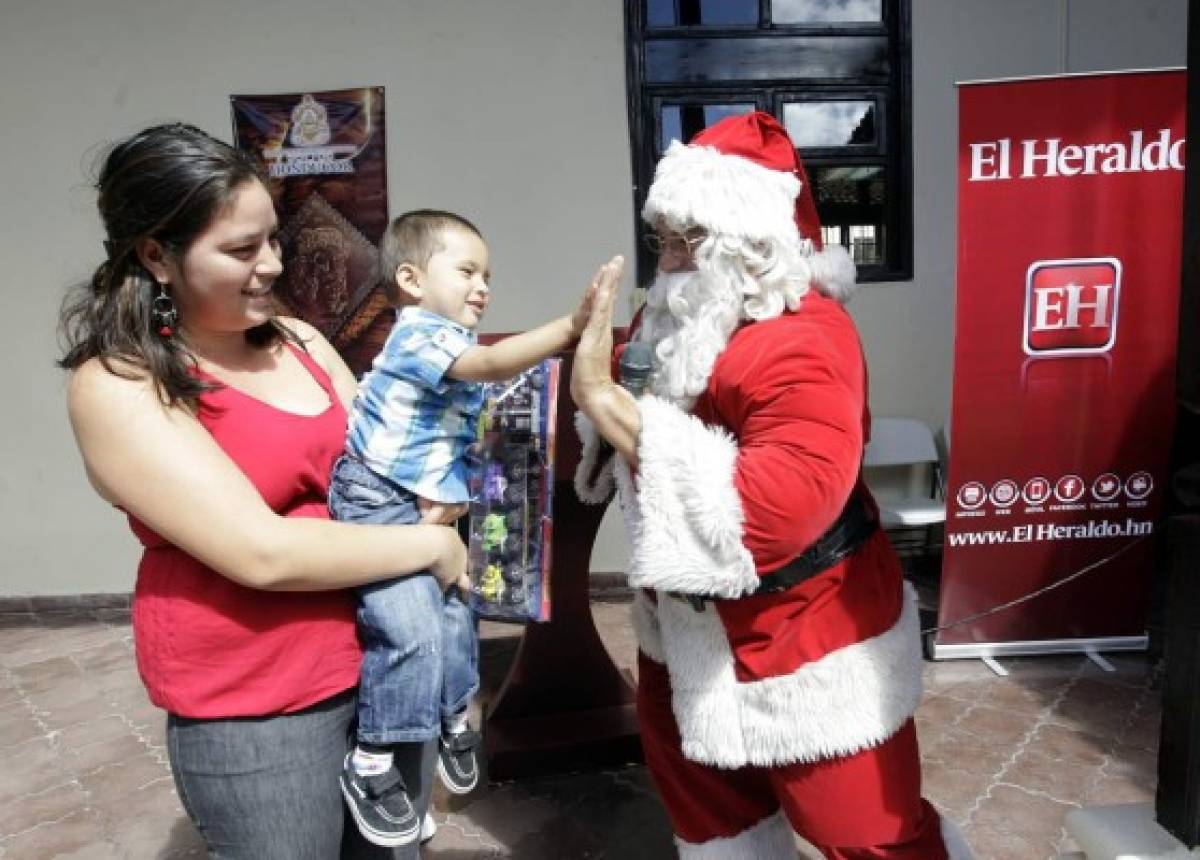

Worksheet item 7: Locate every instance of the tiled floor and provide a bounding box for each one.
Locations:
[0,594,1161,859]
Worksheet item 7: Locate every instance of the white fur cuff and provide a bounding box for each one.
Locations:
[573,411,616,505]
[617,396,759,598]
[676,811,796,860]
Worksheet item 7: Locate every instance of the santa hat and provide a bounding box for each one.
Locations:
[642,111,857,301]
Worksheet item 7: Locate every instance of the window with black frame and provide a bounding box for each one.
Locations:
[625,0,912,283]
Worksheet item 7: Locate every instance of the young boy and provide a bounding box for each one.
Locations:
[329,209,616,847]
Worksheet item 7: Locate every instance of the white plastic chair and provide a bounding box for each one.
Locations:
[862,417,946,558]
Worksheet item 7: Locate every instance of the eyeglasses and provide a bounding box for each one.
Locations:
[643,231,706,258]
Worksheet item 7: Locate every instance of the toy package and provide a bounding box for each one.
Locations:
[465,359,559,622]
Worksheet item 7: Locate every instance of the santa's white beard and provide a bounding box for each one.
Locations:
[635,267,743,411]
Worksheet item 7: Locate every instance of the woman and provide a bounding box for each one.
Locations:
[60,123,467,859]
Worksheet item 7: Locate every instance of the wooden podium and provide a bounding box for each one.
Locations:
[483,347,642,780]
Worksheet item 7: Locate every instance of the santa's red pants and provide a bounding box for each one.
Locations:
[638,654,948,859]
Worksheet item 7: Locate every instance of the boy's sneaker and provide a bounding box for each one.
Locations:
[339,753,420,847]
[437,727,481,794]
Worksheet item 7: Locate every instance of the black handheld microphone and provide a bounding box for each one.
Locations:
[619,342,654,397]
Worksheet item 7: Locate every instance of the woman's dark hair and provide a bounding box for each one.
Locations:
[58,122,298,408]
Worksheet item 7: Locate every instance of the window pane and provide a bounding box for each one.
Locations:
[783,100,876,148]
[820,225,843,248]
[661,103,756,152]
[646,35,889,83]
[692,0,758,25]
[647,0,758,27]
[647,0,676,26]
[809,164,886,265]
[773,0,883,24]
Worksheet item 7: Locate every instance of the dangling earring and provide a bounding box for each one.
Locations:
[151,283,178,337]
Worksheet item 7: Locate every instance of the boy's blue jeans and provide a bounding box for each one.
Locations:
[328,455,479,745]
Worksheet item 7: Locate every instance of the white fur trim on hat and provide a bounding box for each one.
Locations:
[633,582,924,768]
[613,395,759,598]
[643,140,801,245]
[676,811,796,860]
[573,411,616,505]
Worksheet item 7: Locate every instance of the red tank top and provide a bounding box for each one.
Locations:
[128,343,362,717]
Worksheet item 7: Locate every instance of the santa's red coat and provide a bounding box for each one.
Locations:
[577,291,923,769]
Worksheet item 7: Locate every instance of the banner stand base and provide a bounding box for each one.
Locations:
[929,634,1148,663]
[1064,803,1189,858]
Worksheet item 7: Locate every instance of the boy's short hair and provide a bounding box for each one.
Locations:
[379,209,483,304]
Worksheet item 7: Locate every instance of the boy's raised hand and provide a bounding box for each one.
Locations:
[570,256,624,338]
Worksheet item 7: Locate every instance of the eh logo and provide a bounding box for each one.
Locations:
[1024,258,1121,356]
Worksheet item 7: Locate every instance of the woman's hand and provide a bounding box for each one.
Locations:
[429,525,470,593]
[418,497,468,525]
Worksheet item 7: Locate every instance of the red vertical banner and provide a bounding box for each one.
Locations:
[935,70,1184,656]
[230,87,392,376]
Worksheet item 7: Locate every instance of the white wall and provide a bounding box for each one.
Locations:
[0,0,1186,596]
[0,0,634,595]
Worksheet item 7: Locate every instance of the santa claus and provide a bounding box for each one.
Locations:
[571,112,971,859]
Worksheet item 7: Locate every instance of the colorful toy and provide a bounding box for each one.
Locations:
[465,360,560,622]
[483,462,508,504]
[481,513,508,552]
[479,564,505,602]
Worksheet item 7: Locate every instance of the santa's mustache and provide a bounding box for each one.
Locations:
[642,271,700,326]
[636,266,743,407]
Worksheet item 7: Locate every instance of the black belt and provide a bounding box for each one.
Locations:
[671,494,878,611]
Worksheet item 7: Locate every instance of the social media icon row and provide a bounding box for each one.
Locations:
[956,471,1153,510]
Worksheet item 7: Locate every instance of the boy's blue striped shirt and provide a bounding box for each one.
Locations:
[345,307,484,502]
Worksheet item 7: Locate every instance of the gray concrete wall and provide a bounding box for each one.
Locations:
[0,0,1186,595]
